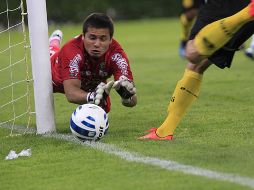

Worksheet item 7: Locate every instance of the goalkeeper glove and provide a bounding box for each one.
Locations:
[87,81,114,105]
[113,75,136,102]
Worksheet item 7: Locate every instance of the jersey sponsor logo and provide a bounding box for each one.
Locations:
[99,62,108,77]
[69,54,81,77]
[99,62,106,70]
[111,53,128,75]
[81,79,101,92]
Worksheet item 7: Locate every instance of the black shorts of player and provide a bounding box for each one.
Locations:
[189,0,254,69]
[182,0,205,13]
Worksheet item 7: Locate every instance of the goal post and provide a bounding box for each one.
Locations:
[26,0,56,134]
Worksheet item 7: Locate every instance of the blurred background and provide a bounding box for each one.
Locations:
[45,0,181,22]
[1,0,181,24]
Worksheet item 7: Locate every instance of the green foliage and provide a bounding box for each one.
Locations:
[1,18,254,190]
[46,0,181,22]
[0,0,181,23]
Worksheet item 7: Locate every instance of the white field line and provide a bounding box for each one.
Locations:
[2,124,254,189]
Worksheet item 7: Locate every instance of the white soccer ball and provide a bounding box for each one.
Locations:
[70,104,109,141]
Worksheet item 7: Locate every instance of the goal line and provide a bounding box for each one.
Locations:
[2,123,254,189]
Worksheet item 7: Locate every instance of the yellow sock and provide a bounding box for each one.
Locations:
[194,4,253,56]
[156,69,202,137]
[180,14,194,42]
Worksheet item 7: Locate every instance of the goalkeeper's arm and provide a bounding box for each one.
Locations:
[63,79,114,106]
[63,79,88,104]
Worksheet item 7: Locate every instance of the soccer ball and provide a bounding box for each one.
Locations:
[70,104,109,141]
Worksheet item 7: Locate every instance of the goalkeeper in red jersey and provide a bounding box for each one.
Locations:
[49,13,137,113]
[140,0,254,140]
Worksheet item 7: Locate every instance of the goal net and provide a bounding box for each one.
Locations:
[0,0,32,135]
[0,0,55,135]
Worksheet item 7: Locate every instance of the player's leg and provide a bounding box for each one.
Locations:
[194,2,254,58]
[139,60,211,140]
[139,20,254,141]
[49,30,63,93]
[49,30,63,56]
[156,61,209,138]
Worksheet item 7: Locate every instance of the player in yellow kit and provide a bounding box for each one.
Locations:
[140,0,254,140]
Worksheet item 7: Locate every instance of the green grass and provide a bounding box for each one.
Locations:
[0,29,33,126]
[1,18,254,190]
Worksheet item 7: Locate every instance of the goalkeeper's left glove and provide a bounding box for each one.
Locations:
[87,81,114,105]
[113,75,136,102]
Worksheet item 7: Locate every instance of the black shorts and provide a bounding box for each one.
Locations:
[182,0,205,13]
[189,0,254,68]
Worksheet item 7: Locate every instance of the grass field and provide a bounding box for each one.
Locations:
[1,18,254,190]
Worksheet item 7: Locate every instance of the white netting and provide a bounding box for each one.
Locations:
[0,0,33,135]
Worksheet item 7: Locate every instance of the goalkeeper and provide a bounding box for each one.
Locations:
[140,0,254,140]
[49,13,137,113]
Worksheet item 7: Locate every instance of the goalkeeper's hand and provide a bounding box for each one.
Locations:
[86,81,114,105]
[113,75,136,101]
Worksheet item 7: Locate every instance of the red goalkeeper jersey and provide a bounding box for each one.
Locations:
[50,34,134,112]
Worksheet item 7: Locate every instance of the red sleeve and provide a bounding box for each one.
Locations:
[110,44,133,81]
[58,43,83,81]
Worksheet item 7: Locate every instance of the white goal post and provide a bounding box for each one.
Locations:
[26,0,56,134]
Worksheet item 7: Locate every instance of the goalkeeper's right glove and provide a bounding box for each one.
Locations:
[86,81,114,105]
[113,75,136,102]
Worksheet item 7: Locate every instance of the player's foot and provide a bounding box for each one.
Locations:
[245,48,254,60]
[138,130,173,141]
[146,127,157,133]
[49,29,63,44]
[179,40,187,58]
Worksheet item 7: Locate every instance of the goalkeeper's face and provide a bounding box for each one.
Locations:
[83,27,112,58]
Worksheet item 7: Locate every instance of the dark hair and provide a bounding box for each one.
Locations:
[83,13,114,39]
